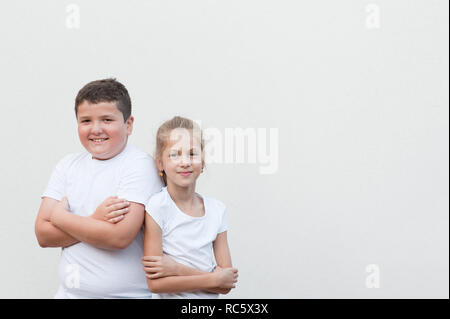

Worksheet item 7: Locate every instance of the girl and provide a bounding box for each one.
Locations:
[142,116,238,298]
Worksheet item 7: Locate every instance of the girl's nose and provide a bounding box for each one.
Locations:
[180,154,191,166]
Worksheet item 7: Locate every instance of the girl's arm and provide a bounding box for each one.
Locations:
[143,214,237,294]
[204,231,235,294]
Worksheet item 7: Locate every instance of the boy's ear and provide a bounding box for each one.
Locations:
[126,116,134,135]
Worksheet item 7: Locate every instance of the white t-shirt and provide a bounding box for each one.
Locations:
[42,144,163,299]
[145,186,228,299]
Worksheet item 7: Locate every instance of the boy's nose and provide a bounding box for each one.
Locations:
[91,121,103,134]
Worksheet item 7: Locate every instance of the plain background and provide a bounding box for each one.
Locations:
[0,0,448,298]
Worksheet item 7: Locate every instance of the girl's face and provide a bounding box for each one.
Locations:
[157,128,204,188]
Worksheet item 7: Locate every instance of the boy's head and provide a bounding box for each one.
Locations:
[75,78,134,160]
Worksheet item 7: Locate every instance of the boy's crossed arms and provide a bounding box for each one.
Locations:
[35,195,226,289]
[35,196,140,250]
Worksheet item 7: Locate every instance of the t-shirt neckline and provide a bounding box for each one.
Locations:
[163,186,207,220]
[89,144,130,165]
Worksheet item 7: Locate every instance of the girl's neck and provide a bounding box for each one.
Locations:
[166,181,197,205]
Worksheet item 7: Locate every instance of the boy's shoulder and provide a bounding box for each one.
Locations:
[121,145,155,163]
[123,144,149,156]
[55,151,89,169]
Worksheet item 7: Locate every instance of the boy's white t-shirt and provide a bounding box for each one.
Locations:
[145,186,228,299]
[42,144,163,299]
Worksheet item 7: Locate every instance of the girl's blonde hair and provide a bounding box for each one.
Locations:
[155,116,205,185]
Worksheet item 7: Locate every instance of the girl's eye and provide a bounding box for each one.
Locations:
[169,153,178,158]
[81,120,90,123]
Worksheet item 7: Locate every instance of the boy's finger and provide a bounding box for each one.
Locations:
[107,195,118,200]
[107,201,130,211]
[105,207,129,218]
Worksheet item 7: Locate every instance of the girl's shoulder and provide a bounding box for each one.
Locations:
[146,187,171,211]
[203,196,226,214]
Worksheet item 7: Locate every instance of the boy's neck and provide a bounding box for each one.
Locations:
[91,143,129,161]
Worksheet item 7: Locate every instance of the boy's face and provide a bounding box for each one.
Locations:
[77,101,134,160]
[157,128,204,188]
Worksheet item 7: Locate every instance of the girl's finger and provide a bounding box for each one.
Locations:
[142,256,161,262]
[146,273,163,279]
[142,261,159,267]
[143,267,155,273]
[144,267,161,273]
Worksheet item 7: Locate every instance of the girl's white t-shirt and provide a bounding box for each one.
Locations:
[145,186,228,299]
[42,145,163,299]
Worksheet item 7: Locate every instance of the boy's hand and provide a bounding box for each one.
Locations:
[213,267,238,289]
[90,196,130,223]
[50,197,70,225]
[142,254,179,279]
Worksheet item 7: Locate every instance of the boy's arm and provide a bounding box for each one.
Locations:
[50,200,145,250]
[143,214,225,294]
[35,197,80,248]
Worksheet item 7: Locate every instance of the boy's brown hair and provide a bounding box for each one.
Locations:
[75,78,131,121]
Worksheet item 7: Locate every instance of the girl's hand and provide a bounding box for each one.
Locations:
[214,267,238,289]
[142,254,179,279]
[90,196,130,223]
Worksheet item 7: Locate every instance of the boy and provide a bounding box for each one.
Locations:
[34,78,163,298]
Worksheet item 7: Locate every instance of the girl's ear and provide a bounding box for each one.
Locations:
[155,156,164,172]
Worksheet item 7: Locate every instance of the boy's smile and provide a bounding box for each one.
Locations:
[77,101,134,160]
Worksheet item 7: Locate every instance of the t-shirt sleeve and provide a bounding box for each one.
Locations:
[217,203,228,234]
[117,154,163,206]
[145,194,165,230]
[41,155,71,201]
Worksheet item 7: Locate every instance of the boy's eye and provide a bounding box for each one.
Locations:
[81,120,90,123]
[104,119,113,122]
[169,153,179,158]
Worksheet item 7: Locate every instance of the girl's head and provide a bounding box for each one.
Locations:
[155,116,205,187]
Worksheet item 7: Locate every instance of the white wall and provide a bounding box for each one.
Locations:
[0,0,448,298]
